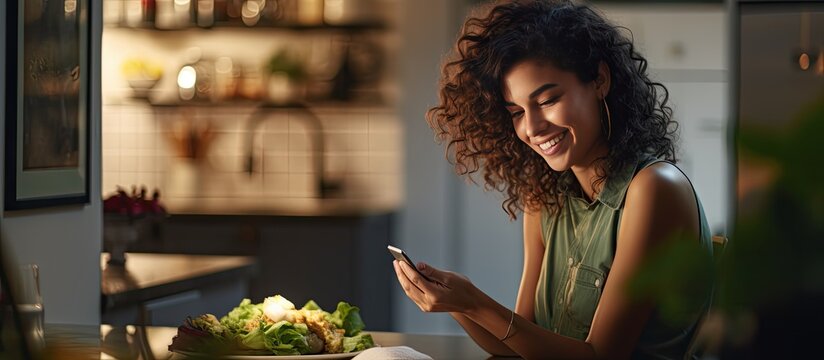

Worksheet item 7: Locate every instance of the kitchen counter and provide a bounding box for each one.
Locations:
[164,197,399,217]
[101,253,257,326]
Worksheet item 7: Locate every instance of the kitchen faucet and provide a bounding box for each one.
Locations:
[244,103,340,198]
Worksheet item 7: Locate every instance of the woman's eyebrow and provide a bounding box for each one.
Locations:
[528,83,558,99]
[504,83,558,107]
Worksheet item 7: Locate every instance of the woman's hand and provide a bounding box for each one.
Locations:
[393,260,481,314]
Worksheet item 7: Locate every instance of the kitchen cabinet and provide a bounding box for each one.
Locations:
[123,212,396,331]
[598,4,727,71]
[101,253,257,327]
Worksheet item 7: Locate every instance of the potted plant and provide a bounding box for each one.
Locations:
[265,50,307,103]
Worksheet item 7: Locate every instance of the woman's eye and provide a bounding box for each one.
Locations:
[510,110,524,120]
[539,96,560,107]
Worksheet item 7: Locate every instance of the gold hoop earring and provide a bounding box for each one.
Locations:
[602,97,612,141]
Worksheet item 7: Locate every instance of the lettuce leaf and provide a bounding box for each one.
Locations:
[220,298,264,334]
[342,333,375,353]
[329,302,365,336]
[238,324,267,350]
[263,321,311,355]
[301,300,321,311]
[293,323,309,335]
[187,314,228,338]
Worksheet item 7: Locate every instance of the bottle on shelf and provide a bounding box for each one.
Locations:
[155,0,192,29]
[196,0,215,28]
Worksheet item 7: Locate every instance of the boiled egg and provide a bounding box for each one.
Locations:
[263,295,296,323]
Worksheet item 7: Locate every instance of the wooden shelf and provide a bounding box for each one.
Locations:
[106,20,388,33]
[107,98,391,110]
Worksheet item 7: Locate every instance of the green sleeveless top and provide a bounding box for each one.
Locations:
[535,155,713,359]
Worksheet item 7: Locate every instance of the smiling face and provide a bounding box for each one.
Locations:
[503,58,611,173]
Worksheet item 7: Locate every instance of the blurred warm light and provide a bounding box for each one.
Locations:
[64,0,77,14]
[174,0,190,6]
[178,66,197,101]
[798,52,810,70]
[177,66,197,89]
[816,49,824,75]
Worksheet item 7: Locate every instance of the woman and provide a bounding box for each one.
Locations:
[392,1,714,359]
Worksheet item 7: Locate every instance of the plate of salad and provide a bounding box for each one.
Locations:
[169,295,376,358]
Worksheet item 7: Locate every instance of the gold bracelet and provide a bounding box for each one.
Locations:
[498,310,515,341]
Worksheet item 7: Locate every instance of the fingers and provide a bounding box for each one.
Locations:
[393,260,425,300]
[395,261,445,313]
[393,261,467,313]
[399,260,436,292]
[395,261,439,313]
[415,262,452,290]
[416,262,435,279]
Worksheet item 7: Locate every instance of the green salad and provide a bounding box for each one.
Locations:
[169,295,375,356]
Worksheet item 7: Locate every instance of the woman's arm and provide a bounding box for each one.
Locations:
[446,210,546,356]
[395,163,700,359]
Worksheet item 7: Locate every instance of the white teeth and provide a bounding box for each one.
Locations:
[538,131,566,150]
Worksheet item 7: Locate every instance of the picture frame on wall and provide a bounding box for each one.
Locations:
[4,0,91,210]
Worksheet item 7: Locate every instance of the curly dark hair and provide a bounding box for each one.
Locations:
[426,0,678,219]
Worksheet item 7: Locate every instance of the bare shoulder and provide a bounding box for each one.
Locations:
[622,162,699,244]
[627,162,694,201]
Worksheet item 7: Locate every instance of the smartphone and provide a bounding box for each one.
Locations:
[387,245,434,282]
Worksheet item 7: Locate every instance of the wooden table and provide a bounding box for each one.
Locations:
[44,324,519,359]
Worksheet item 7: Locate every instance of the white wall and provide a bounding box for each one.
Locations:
[395,0,459,334]
[0,0,102,325]
[395,0,523,335]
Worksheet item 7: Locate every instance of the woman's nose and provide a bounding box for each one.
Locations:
[524,109,546,138]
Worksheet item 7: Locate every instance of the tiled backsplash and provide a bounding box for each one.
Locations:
[102,104,403,205]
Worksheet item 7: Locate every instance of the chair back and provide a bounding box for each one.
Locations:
[711,235,728,264]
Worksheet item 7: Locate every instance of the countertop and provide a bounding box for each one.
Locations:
[164,197,400,217]
[101,252,257,309]
[44,324,510,359]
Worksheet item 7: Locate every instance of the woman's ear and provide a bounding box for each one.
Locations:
[595,61,611,99]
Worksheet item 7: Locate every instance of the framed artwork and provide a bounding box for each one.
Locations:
[4,0,91,210]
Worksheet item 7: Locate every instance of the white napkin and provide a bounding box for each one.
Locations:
[352,346,433,360]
